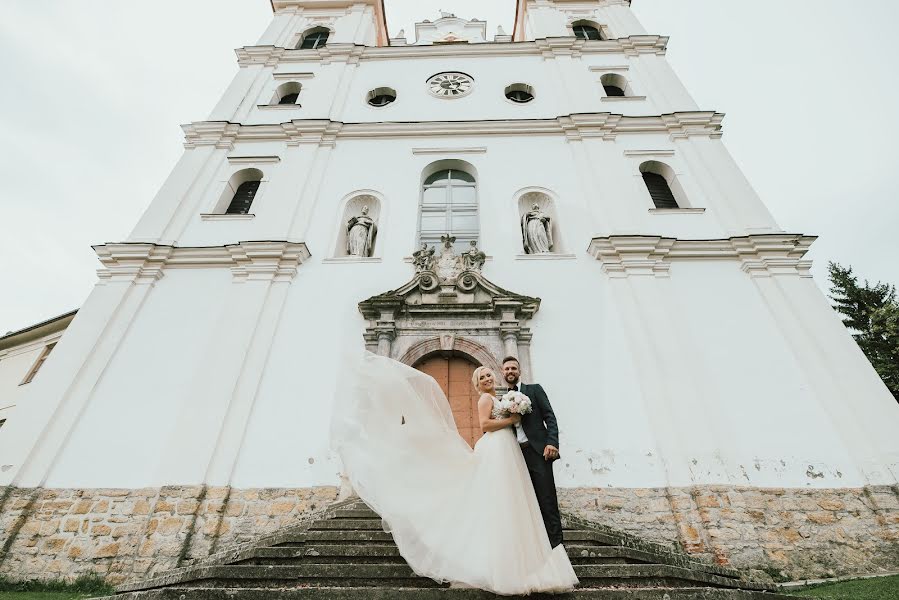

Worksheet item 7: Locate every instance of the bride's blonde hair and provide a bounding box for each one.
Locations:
[471,366,495,392]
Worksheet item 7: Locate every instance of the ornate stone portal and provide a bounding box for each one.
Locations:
[359,237,540,374]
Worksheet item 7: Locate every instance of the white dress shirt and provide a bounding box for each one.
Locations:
[510,381,529,444]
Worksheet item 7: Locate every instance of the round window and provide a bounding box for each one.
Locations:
[505,83,535,104]
[366,87,397,107]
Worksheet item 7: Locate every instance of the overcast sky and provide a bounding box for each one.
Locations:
[1,1,897,335]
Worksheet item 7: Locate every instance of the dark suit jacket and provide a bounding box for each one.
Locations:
[517,383,560,461]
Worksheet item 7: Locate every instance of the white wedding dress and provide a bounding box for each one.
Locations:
[331,352,578,596]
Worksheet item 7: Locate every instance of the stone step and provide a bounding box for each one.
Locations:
[118,564,772,592]
[331,509,382,519]
[104,586,796,600]
[309,518,387,530]
[277,530,396,544]
[234,544,662,567]
[235,545,406,565]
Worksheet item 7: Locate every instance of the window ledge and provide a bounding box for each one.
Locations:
[648,208,706,214]
[200,213,256,221]
[257,104,302,110]
[601,96,647,102]
[515,253,577,261]
[322,257,382,264]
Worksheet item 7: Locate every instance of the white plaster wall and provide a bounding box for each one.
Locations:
[42,270,228,489]
[4,0,897,493]
[150,131,777,251]
[212,52,695,127]
[0,334,64,437]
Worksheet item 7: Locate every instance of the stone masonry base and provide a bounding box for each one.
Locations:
[559,485,899,581]
[0,484,897,585]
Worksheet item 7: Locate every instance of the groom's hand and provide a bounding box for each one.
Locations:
[543,445,559,461]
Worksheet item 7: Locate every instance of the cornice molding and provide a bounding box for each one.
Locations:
[234,35,668,67]
[93,241,311,284]
[181,112,724,148]
[587,234,817,278]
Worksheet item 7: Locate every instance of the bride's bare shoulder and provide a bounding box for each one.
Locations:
[476,393,494,406]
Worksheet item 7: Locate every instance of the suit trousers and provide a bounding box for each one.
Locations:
[520,444,563,548]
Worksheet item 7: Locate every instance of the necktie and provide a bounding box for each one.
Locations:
[511,384,519,392]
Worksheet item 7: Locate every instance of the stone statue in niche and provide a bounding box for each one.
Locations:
[521,203,553,254]
[346,205,377,257]
[462,241,486,272]
[412,243,436,272]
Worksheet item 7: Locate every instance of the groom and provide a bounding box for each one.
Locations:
[501,356,563,548]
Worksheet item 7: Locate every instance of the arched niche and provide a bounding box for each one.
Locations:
[516,188,565,254]
[334,192,382,258]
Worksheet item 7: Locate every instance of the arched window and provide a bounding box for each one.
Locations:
[419,165,478,252]
[227,181,261,214]
[298,27,329,49]
[272,82,301,105]
[572,22,603,41]
[218,169,263,215]
[640,162,680,209]
[601,74,629,97]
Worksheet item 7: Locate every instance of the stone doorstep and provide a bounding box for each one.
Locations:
[99,587,798,600]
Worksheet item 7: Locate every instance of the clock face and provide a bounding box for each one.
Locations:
[427,72,474,98]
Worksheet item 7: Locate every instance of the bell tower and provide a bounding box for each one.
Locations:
[261,0,388,48]
[514,0,645,41]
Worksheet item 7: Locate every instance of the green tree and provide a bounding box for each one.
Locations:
[828,262,899,402]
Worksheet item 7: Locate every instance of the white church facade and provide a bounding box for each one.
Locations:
[1,0,898,585]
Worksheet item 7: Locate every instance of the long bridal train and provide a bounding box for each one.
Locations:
[331,352,578,595]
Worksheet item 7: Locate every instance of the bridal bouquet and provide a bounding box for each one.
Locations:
[497,390,533,417]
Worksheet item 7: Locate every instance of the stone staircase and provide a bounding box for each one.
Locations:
[102,499,799,599]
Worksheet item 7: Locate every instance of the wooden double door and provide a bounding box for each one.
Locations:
[415,354,483,448]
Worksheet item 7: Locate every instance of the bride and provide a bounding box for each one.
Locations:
[331,352,578,595]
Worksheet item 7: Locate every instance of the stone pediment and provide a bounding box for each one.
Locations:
[358,238,539,321]
[358,238,540,371]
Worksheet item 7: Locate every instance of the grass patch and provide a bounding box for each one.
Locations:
[786,574,899,599]
[0,575,113,599]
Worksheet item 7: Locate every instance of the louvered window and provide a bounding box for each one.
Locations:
[300,30,329,49]
[226,181,260,215]
[419,169,479,252]
[642,173,679,209]
[279,92,299,105]
[573,25,602,40]
[21,343,56,385]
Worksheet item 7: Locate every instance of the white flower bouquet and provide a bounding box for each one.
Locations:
[497,390,533,417]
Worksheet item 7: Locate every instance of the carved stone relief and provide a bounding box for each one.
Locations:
[358,240,540,375]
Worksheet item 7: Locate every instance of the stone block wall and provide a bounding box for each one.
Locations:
[0,485,339,585]
[1,484,897,585]
[559,484,899,581]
